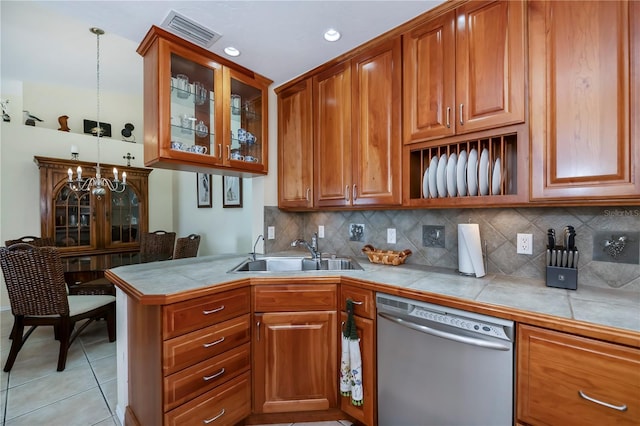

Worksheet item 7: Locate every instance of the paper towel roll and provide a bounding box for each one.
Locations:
[458,223,486,277]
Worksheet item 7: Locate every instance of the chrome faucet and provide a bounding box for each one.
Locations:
[291,232,321,260]
[250,234,264,261]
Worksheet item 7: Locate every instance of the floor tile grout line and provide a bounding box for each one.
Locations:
[81,337,115,417]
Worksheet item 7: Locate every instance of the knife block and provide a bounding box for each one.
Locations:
[546,266,577,290]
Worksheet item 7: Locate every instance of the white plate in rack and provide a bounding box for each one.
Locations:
[479,148,489,196]
[437,153,448,197]
[447,153,457,197]
[457,150,467,196]
[428,156,439,198]
[422,167,429,198]
[467,148,478,196]
[492,157,501,195]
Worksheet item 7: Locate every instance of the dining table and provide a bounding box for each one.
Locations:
[63,252,170,295]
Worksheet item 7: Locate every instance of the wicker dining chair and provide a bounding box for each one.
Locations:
[4,235,55,247]
[139,230,176,259]
[173,234,201,259]
[0,244,116,372]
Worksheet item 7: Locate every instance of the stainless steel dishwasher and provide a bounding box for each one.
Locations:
[377,293,514,426]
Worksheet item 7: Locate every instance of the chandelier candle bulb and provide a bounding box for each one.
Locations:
[122,172,127,184]
[113,168,118,181]
[67,168,73,181]
[77,166,82,180]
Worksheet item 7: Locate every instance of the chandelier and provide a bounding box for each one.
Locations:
[67,27,126,199]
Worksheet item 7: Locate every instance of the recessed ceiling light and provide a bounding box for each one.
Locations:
[324,29,341,42]
[224,46,240,57]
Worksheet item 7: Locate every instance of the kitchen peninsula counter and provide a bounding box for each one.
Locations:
[105,253,640,347]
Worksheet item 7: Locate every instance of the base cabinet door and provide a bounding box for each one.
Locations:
[517,324,640,425]
[340,312,375,426]
[253,311,338,413]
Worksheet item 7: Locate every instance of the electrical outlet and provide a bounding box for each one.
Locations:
[517,233,533,255]
[387,228,396,244]
[267,226,275,240]
[318,225,325,238]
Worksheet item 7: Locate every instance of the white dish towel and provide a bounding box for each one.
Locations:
[340,299,363,406]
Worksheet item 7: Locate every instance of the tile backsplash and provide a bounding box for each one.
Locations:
[265,206,640,291]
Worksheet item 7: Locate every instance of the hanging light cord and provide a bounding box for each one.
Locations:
[92,27,104,175]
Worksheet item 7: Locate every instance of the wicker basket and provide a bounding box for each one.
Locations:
[362,244,412,266]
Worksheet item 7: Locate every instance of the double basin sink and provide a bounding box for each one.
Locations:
[229,255,364,273]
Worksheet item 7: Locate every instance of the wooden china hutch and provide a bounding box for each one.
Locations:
[34,156,152,258]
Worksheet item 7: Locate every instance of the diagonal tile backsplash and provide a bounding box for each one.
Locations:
[265,206,640,291]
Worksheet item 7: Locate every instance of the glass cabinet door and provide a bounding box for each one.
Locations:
[54,186,93,249]
[107,187,140,247]
[170,53,218,159]
[229,74,265,166]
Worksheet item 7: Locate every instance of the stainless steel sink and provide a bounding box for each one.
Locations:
[228,255,363,273]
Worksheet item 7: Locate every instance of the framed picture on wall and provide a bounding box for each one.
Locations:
[197,173,212,208]
[223,176,242,208]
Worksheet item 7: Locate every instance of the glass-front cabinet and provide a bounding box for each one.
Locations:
[138,25,272,176]
[35,156,151,257]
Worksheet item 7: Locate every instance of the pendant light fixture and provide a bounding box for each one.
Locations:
[67,27,126,199]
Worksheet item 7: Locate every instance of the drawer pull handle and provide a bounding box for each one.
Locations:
[578,390,627,412]
[351,300,364,305]
[203,337,225,348]
[459,103,464,125]
[203,368,225,381]
[203,408,225,424]
[446,106,451,128]
[203,305,225,315]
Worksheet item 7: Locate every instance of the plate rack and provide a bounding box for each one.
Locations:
[408,132,518,201]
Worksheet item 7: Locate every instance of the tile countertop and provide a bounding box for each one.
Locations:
[107,253,640,338]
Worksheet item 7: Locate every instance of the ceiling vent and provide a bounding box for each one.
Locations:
[161,10,221,48]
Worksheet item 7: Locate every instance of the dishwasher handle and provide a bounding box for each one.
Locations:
[378,311,511,351]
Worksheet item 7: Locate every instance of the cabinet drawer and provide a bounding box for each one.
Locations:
[163,314,250,375]
[165,371,251,426]
[164,342,251,411]
[163,287,249,339]
[340,284,374,319]
[253,284,337,312]
[517,325,640,425]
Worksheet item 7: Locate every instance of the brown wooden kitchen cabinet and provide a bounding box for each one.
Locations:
[34,156,151,257]
[339,284,376,426]
[403,0,525,144]
[253,284,338,414]
[517,324,640,425]
[125,287,251,426]
[137,25,271,177]
[277,78,314,209]
[528,0,640,202]
[313,37,402,208]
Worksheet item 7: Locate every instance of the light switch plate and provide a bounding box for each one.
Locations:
[318,225,325,238]
[267,226,275,240]
[387,228,396,244]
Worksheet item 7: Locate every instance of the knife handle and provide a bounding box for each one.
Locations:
[573,250,579,269]
[546,249,551,267]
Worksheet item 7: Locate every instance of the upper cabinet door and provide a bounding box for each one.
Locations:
[456,0,526,133]
[278,79,314,209]
[351,37,402,206]
[403,10,456,142]
[529,0,639,201]
[314,61,352,208]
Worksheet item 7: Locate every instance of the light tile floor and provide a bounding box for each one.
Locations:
[0,309,118,425]
[0,310,351,426]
